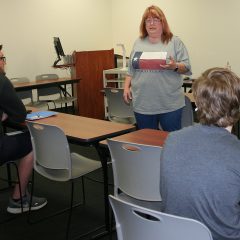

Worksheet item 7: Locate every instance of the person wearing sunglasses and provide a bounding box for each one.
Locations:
[123,5,191,131]
[0,44,47,214]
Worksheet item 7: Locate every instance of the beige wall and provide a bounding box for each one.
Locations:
[111,0,240,78]
[1,0,113,79]
[2,0,240,80]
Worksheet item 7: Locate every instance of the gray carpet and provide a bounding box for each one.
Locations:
[0,144,116,240]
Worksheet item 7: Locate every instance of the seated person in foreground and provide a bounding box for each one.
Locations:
[0,44,47,214]
[160,67,240,240]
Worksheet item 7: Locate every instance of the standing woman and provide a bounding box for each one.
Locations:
[123,5,192,131]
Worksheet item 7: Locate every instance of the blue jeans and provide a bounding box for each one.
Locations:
[134,108,183,132]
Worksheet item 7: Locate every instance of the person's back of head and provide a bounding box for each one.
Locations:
[193,67,240,128]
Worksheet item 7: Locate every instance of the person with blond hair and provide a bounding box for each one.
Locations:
[161,67,240,240]
[123,5,191,131]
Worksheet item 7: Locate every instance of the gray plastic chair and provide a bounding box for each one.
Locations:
[36,74,77,111]
[107,139,162,209]
[104,88,136,124]
[158,95,194,130]
[10,77,48,109]
[181,95,194,128]
[26,122,101,239]
[109,195,213,240]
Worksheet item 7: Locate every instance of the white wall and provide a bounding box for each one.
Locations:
[2,0,240,80]
[1,0,113,79]
[111,0,240,78]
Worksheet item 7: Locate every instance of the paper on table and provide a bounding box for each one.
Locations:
[26,111,58,121]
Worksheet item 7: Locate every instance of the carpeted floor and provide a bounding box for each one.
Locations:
[0,144,117,240]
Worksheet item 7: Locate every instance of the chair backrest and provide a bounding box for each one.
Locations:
[109,195,213,240]
[114,54,129,68]
[158,95,194,130]
[181,95,194,128]
[107,139,162,201]
[10,77,33,101]
[35,74,60,97]
[26,122,72,181]
[104,88,135,124]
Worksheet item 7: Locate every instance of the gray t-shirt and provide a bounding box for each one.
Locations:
[128,36,192,114]
[160,124,240,240]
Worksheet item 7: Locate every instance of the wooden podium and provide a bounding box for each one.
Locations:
[71,49,115,119]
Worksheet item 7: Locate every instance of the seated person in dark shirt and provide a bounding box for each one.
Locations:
[160,67,240,240]
[0,44,47,214]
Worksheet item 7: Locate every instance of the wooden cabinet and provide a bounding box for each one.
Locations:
[72,49,114,119]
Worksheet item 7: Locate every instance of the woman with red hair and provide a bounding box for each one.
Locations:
[124,5,192,131]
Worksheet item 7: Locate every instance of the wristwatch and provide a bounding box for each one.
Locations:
[174,64,179,72]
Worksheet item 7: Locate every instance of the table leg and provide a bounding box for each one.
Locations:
[93,143,111,236]
[74,143,111,240]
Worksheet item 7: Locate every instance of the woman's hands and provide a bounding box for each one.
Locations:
[123,87,132,104]
[160,56,177,70]
[160,56,188,74]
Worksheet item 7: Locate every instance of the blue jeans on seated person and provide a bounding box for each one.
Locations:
[134,108,183,132]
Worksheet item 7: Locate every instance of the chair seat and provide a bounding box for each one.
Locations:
[109,116,136,124]
[26,101,49,109]
[34,153,101,182]
[52,96,77,105]
[71,152,101,179]
[37,96,77,110]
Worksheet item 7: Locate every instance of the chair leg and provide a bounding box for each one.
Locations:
[0,164,13,192]
[53,102,57,109]
[0,162,23,200]
[12,161,24,213]
[28,170,35,221]
[109,210,114,240]
[66,181,74,240]
[28,175,83,230]
[71,102,75,114]
[0,162,23,224]
[4,162,24,213]
[6,164,13,187]
[108,204,118,240]
[81,177,86,205]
